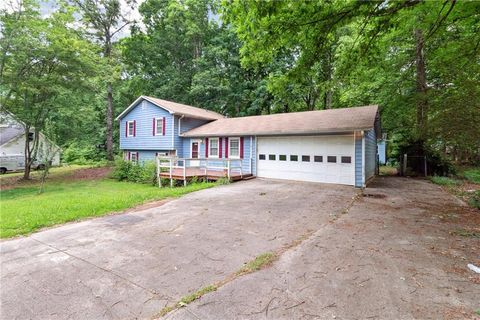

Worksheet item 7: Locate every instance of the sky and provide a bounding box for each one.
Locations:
[0,0,145,39]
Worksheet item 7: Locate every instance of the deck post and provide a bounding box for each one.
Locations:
[183,160,187,187]
[227,160,230,179]
[157,157,162,188]
[170,158,173,188]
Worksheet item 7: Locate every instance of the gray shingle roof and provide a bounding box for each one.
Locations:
[0,126,24,145]
[182,105,379,137]
[116,96,224,121]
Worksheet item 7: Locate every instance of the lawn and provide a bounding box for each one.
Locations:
[0,164,91,180]
[0,179,215,238]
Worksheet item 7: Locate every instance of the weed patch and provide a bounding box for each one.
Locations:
[431,176,461,186]
[451,229,480,238]
[236,252,277,275]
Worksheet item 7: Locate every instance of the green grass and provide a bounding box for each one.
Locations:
[463,168,480,184]
[0,179,214,238]
[236,252,277,275]
[430,176,462,186]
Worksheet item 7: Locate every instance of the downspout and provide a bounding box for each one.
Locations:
[249,136,252,174]
[171,115,175,154]
[361,130,365,187]
[178,115,184,136]
[178,115,184,157]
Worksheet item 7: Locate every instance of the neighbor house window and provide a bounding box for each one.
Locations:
[327,156,337,163]
[127,121,135,137]
[229,137,240,158]
[314,156,323,162]
[341,156,352,164]
[259,154,266,160]
[155,118,164,135]
[269,154,276,160]
[209,138,219,158]
[290,155,298,161]
[302,155,310,162]
[279,155,287,161]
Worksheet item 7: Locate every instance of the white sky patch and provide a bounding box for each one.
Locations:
[0,0,145,39]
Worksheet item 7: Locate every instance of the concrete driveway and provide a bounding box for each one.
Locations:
[0,179,356,320]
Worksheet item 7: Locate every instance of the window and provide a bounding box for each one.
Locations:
[302,155,310,162]
[155,118,163,135]
[259,154,266,160]
[229,137,240,158]
[314,156,323,162]
[209,138,219,158]
[279,155,287,161]
[341,156,352,164]
[127,121,135,137]
[290,155,298,161]
[327,156,337,163]
[269,154,276,160]
[130,152,138,163]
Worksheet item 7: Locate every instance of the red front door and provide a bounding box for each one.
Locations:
[191,142,199,159]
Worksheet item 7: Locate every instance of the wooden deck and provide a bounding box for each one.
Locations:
[159,167,252,181]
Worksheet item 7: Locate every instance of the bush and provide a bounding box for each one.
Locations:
[62,142,106,165]
[463,168,480,184]
[112,159,158,185]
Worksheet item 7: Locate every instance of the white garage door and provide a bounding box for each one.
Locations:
[257,135,355,185]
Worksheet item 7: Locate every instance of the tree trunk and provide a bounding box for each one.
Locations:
[324,90,332,109]
[23,132,31,180]
[106,83,114,161]
[415,28,428,141]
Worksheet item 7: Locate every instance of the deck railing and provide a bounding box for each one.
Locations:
[156,156,245,187]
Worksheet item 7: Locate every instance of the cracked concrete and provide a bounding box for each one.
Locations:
[165,177,480,320]
[0,179,355,320]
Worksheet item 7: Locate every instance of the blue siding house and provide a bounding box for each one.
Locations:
[117,96,381,187]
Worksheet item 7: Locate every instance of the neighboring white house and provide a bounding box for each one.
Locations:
[0,112,61,167]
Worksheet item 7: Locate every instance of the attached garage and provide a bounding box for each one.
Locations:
[182,104,380,188]
[257,135,355,185]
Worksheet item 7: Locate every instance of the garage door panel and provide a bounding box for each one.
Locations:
[257,136,354,185]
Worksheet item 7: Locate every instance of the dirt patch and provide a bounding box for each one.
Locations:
[0,166,112,190]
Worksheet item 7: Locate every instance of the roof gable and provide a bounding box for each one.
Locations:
[115,96,224,121]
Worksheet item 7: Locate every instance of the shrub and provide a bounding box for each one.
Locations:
[112,159,158,185]
[463,168,480,184]
[62,142,106,165]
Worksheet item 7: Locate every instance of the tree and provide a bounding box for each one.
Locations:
[71,0,134,161]
[0,0,98,179]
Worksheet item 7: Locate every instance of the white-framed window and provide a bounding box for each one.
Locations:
[127,121,135,137]
[229,137,240,159]
[155,118,163,135]
[209,137,219,158]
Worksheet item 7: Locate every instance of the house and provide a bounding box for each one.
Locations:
[116,96,381,187]
[377,133,387,165]
[0,112,61,167]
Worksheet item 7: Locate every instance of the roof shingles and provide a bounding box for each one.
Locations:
[182,105,379,137]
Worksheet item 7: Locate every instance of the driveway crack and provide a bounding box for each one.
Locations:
[30,237,171,300]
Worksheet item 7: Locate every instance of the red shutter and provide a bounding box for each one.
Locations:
[136,152,139,161]
[205,138,209,158]
[240,137,244,158]
[125,122,127,137]
[219,138,223,158]
[133,120,136,137]
[162,117,166,135]
[225,137,229,158]
[128,152,131,161]
[153,118,156,135]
